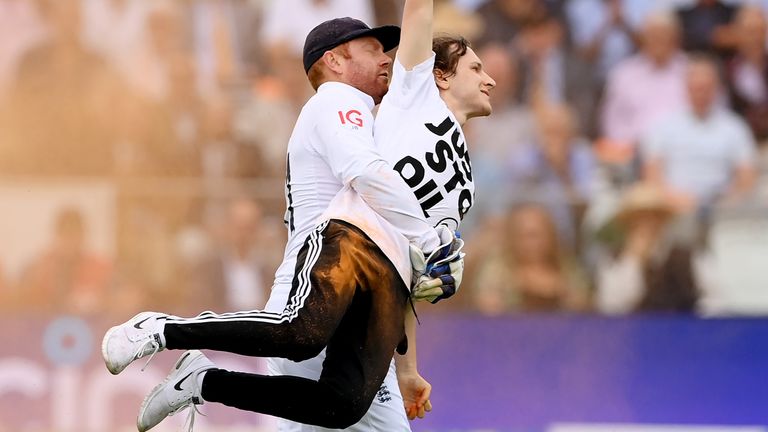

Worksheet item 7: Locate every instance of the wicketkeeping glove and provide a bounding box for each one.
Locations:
[409,226,465,304]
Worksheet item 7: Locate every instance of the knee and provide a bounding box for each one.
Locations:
[284,340,326,362]
[281,325,328,362]
[322,396,369,428]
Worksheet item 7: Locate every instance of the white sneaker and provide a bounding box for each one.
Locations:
[102,311,168,375]
[137,350,215,432]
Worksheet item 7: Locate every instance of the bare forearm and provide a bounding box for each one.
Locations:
[395,304,419,374]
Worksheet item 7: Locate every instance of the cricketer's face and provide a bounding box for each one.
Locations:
[445,48,496,120]
[341,37,392,104]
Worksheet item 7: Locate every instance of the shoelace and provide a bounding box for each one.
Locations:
[170,372,206,432]
[175,400,205,432]
[136,335,162,372]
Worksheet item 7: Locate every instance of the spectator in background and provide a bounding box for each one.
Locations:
[509,103,596,251]
[183,197,272,313]
[187,0,263,96]
[433,0,484,40]
[0,0,124,176]
[81,0,154,84]
[19,207,113,314]
[726,5,768,147]
[201,95,267,180]
[233,72,299,179]
[114,52,204,178]
[677,0,738,58]
[565,0,648,82]
[124,0,188,102]
[261,0,374,55]
[595,182,701,314]
[600,11,688,155]
[514,13,599,136]
[472,204,590,315]
[0,0,47,98]
[642,55,757,213]
[371,0,401,26]
[475,0,553,47]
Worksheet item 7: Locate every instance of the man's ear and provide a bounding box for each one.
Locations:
[321,50,344,75]
[434,70,450,90]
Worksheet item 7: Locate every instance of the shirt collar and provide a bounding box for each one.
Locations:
[317,81,376,111]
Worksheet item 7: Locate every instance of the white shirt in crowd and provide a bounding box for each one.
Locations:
[641,107,756,203]
[261,0,374,55]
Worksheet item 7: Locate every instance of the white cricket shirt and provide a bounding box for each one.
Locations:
[375,54,475,231]
[267,82,439,310]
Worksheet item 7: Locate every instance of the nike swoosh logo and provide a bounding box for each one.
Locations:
[176,352,191,370]
[174,372,194,391]
[133,316,153,330]
[134,315,167,330]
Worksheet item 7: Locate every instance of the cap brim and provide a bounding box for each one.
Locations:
[341,25,401,53]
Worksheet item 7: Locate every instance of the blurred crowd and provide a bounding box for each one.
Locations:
[1,0,768,318]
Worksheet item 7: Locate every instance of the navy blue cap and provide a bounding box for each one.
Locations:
[302,17,400,73]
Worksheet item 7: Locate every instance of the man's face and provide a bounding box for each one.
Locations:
[339,37,392,104]
[444,48,496,119]
[687,62,719,115]
[641,20,679,64]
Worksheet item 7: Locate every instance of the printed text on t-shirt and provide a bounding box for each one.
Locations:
[393,116,473,220]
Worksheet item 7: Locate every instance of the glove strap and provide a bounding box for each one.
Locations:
[408,294,421,326]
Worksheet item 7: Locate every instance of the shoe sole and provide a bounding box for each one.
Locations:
[137,351,202,432]
[101,325,121,375]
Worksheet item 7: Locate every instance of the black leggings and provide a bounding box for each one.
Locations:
[162,220,409,428]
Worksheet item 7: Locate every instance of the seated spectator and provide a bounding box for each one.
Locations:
[0,0,125,176]
[726,5,768,147]
[642,54,757,213]
[433,0,483,41]
[261,0,374,56]
[514,13,599,135]
[186,0,262,96]
[0,0,46,97]
[475,0,553,47]
[600,11,688,156]
[472,204,590,315]
[509,103,596,251]
[18,207,113,314]
[565,0,645,82]
[201,95,267,180]
[181,197,273,313]
[595,182,702,314]
[81,0,154,86]
[677,0,738,58]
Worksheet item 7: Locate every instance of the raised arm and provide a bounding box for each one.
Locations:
[398,0,434,70]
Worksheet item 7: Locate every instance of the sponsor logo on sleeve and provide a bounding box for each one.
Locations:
[338,110,364,128]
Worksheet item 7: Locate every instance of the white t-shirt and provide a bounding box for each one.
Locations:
[375,54,475,231]
[261,0,374,55]
[266,81,437,310]
[641,108,756,203]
